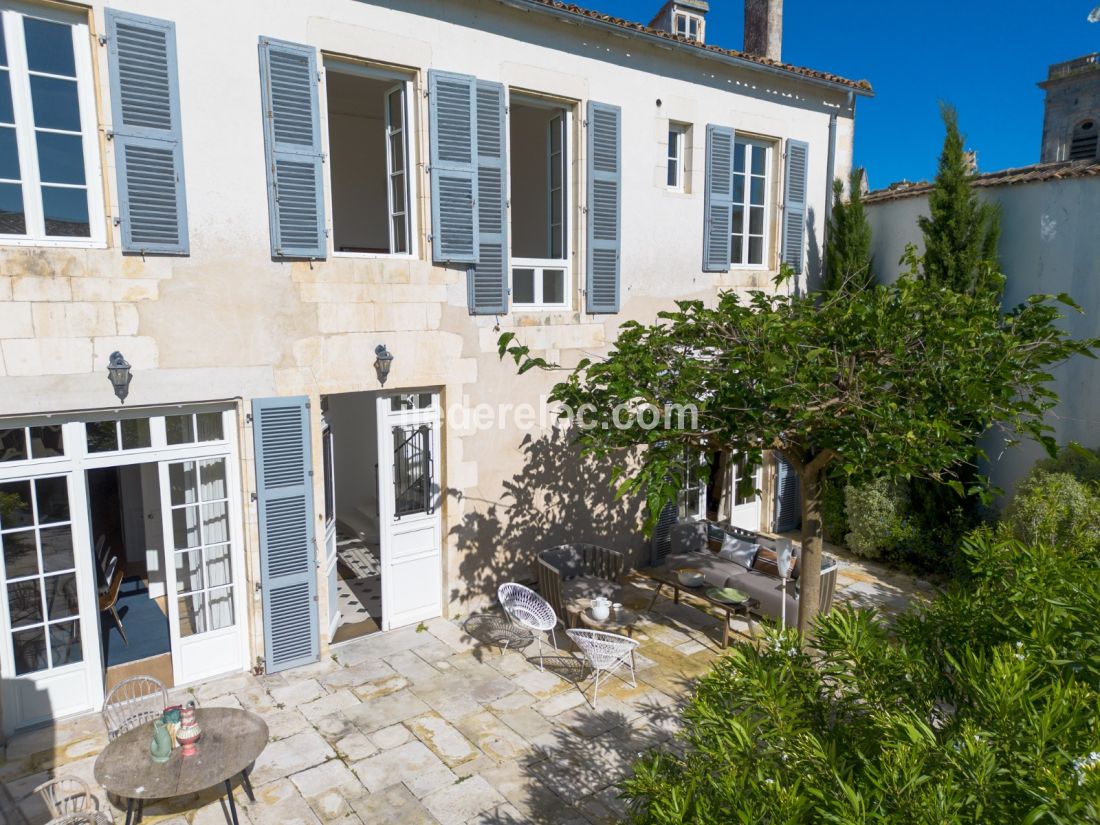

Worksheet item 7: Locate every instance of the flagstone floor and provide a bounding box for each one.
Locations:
[1,563,934,825]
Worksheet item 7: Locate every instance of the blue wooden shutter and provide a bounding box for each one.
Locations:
[258,38,326,259]
[781,139,809,276]
[428,71,478,264]
[467,81,507,314]
[252,396,319,674]
[650,501,677,567]
[703,125,734,272]
[773,455,802,533]
[586,101,621,313]
[105,11,188,254]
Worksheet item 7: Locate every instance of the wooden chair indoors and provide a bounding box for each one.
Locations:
[98,555,128,646]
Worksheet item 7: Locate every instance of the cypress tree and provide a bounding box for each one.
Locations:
[823,167,873,292]
[918,104,1002,295]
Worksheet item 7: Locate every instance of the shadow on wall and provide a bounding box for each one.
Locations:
[804,205,822,294]
[0,677,53,825]
[447,427,646,609]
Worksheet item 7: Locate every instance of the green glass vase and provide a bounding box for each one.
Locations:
[150,718,172,764]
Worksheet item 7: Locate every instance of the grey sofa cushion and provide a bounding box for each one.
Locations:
[717,534,758,569]
[724,570,797,626]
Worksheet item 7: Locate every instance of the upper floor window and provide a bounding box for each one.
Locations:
[1070,119,1098,161]
[0,8,102,245]
[324,61,415,256]
[673,12,704,42]
[510,94,572,310]
[667,123,688,190]
[732,138,772,267]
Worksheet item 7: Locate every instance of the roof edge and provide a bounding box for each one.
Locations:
[864,160,1100,204]
[501,0,874,98]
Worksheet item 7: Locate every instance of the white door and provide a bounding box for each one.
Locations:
[160,456,246,685]
[727,454,763,531]
[377,393,442,631]
[0,469,101,734]
[321,420,340,638]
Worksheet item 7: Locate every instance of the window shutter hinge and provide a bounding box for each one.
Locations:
[246,413,253,424]
[105,130,114,141]
[250,491,257,502]
[317,70,323,84]
[305,400,312,409]
[97,34,108,46]
[113,217,121,227]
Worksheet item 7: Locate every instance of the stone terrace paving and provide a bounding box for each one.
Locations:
[1,557,932,825]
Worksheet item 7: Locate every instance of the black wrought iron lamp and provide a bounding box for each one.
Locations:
[374,344,394,386]
[107,351,133,403]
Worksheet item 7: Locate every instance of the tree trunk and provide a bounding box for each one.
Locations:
[796,468,825,634]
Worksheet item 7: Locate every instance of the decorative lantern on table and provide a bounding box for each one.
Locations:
[176,702,203,756]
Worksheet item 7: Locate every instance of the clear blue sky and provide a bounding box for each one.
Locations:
[578,0,1099,190]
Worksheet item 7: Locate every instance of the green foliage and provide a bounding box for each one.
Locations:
[1033,442,1100,486]
[843,477,908,559]
[621,532,1100,823]
[824,167,874,292]
[1004,470,1100,550]
[918,104,1002,296]
[820,471,849,546]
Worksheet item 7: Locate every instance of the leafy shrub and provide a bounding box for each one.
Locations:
[620,531,1100,823]
[1004,470,1100,550]
[843,477,909,559]
[820,471,848,545]
[1034,441,1100,486]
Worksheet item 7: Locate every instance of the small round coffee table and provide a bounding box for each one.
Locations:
[94,707,267,825]
[577,602,640,635]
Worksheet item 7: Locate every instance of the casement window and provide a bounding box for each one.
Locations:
[509,95,572,310]
[0,7,104,245]
[667,123,687,190]
[731,138,772,267]
[673,12,704,42]
[324,62,416,256]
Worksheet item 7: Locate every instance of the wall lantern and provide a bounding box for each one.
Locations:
[374,344,394,386]
[107,351,132,403]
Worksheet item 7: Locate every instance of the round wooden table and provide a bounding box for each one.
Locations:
[93,707,268,825]
[577,602,640,635]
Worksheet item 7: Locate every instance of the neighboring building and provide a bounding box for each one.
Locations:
[866,121,1100,496]
[1040,53,1100,163]
[0,0,866,734]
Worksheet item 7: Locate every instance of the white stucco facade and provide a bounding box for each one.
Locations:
[865,170,1100,497]
[0,0,861,733]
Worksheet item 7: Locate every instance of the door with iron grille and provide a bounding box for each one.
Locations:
[376,393,442,630]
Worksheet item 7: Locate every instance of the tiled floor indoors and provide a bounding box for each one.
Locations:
[0,558,934,825]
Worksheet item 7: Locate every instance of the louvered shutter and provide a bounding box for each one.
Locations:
[650,501,678,566]
[773,455,802,533]
[428,71,478,264]
[467,81,507,314]
[781,139,809,276]
[258,38,326,259]
[252,396,319,674]
[703,125,734,272]
[586,101,621,313]
[105,11,188,254]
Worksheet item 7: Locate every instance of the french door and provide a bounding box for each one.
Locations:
[376,392,442,631]
[321,419,340,638]
[728,454,763,531]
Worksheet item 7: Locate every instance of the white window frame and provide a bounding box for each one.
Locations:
[0,5,105,248]
[731,137,773,270]
[673,11,704,42]
[322,59,418,260]
[667,123,686,191]
[508,96,572,312]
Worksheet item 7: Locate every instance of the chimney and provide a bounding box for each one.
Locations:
[744,0,783,62]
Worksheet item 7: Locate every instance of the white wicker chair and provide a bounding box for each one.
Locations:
[102,675,168,741]
[33,775,112,823]
[497,583,559,670]
[566,628,639,706]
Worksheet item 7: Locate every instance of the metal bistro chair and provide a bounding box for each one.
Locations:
[102,675,168,741]
[566,628,640,707]
[497,583,560,671]
[98,555,128,646]
[33,776,111,823]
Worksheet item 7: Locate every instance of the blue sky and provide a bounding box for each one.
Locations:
[579,0,1099,190]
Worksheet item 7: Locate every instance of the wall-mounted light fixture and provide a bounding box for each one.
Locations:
[374,344,394,386]
[107,351,132,403]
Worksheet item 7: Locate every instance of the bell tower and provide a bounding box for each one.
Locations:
[1039,54,1100,162]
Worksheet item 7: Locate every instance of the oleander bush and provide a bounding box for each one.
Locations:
[619,530,1100,824]
[843,477,910,559]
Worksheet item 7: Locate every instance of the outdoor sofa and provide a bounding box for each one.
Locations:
[661,520,839,626]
